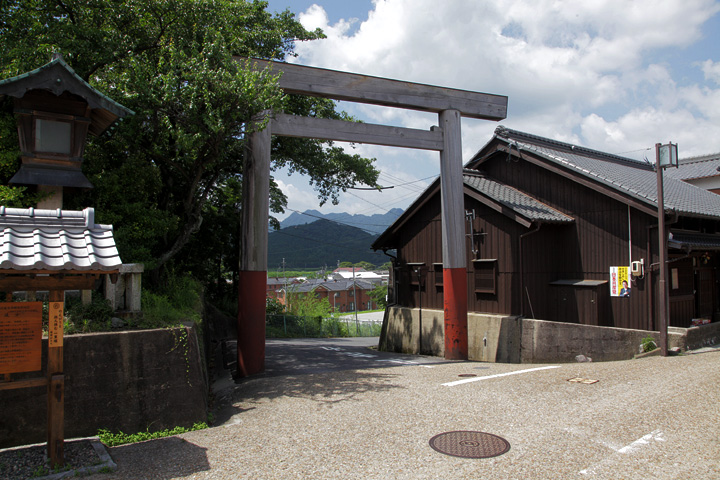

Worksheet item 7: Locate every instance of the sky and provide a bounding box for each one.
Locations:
[265,0,720,221]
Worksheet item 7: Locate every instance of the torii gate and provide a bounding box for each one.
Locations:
[237,58,507,376]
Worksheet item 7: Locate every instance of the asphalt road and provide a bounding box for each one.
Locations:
[99,339,720,480]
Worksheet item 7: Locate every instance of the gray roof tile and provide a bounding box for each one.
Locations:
[0,207,121,271]
[666,153,720,181]
[463,171,574,224]
[490,127,720,219]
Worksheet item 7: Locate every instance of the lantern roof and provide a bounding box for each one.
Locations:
[0,54,133,136]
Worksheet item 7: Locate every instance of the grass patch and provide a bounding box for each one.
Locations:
[98,422,208,447]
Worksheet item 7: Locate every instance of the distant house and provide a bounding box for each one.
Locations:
[372,126,720,362]
[280,278,379,313]
[266,277,300,299]
[667,152,720,194]
[330,267,389,284]
[332,267,367,278]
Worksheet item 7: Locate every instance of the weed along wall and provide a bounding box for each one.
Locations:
[0,325,207,449]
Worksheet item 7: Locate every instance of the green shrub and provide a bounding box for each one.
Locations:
[63,293,114,334]
[136,274,203,328]
[98,422,208,447]
[641,336,657,353]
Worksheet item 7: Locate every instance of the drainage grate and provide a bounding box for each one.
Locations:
[429,431,510,459]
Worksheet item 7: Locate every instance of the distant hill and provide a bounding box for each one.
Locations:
[279,208,403,235]
[268,219,389,269]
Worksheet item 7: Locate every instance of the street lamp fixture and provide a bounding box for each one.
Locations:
[0,54,132,208]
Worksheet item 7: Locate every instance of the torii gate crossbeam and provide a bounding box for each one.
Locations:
[237,58,507,376]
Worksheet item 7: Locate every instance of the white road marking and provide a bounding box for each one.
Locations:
[616,430,665,454]
[579,430,666,475]
[442,366,561,386]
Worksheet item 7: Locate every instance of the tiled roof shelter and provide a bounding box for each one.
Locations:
[0,206,121,291]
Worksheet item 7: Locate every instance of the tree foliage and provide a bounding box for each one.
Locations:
[368,283,388,309]
[286,290,331,318]
[0,0,380,288]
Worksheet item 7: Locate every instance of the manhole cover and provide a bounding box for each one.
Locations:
[567,377,599,384]
[429,431,510,459]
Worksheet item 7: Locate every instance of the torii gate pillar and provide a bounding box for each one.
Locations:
[237,113,271,377]
[439,110,468,360]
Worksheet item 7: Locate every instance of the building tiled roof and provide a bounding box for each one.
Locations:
[286,279,376,293]
[463,170,574,224]
[0,206,121,271]
[486,126,720,219]
[668,230,720,251]
[666,153,720,181]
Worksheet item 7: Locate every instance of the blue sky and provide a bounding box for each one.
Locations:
[265,0,720,221]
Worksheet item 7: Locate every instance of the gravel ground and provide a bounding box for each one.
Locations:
[0,438,102,479]
[84,343,720,480]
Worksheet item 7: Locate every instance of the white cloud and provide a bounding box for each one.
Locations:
[276,0,720,218]
[701,59,720,84]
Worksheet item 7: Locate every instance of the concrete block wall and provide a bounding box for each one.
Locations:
[0,325,207,449]
[384,306,444,356]
[381,306,716,363]
[519,319,685,363]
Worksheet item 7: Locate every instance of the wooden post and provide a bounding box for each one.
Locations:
[656,144,669,356]
[439,109,468,360]
[237,112,271,377]
[47,290,64,467]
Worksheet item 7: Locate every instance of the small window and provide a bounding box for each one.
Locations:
[433,263,443,287]
[473,259,497,294]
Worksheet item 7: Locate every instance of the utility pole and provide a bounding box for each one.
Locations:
[655,142,678,356]
[353,265,359,334]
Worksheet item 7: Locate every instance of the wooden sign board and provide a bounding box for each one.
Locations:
[48,302,64,348]
[0,302,42,374]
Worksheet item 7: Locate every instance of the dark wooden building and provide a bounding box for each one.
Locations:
[373,127,720,333]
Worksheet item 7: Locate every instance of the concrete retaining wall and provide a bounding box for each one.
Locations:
[381,306,719,363]
[0,326,207,449]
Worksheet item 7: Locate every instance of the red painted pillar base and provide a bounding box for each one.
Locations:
[444,267,468,360]
[237,270,267,377]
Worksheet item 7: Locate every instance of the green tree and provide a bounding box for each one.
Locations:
[287,290,330,318]
[369,283,388,309]
[353,261,375,270]
[266,297,284,315]
[0,0,380,285]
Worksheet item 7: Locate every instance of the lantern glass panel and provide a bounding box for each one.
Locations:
[658,143,678,168]
[35,119,71,154]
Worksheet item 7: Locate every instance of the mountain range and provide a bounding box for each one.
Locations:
[278,208,403,235]
[268,219,393,270]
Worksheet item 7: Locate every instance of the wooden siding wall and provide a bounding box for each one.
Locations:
[483,155,657,330]
[394,198,443,310]
[393,151,720,330]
